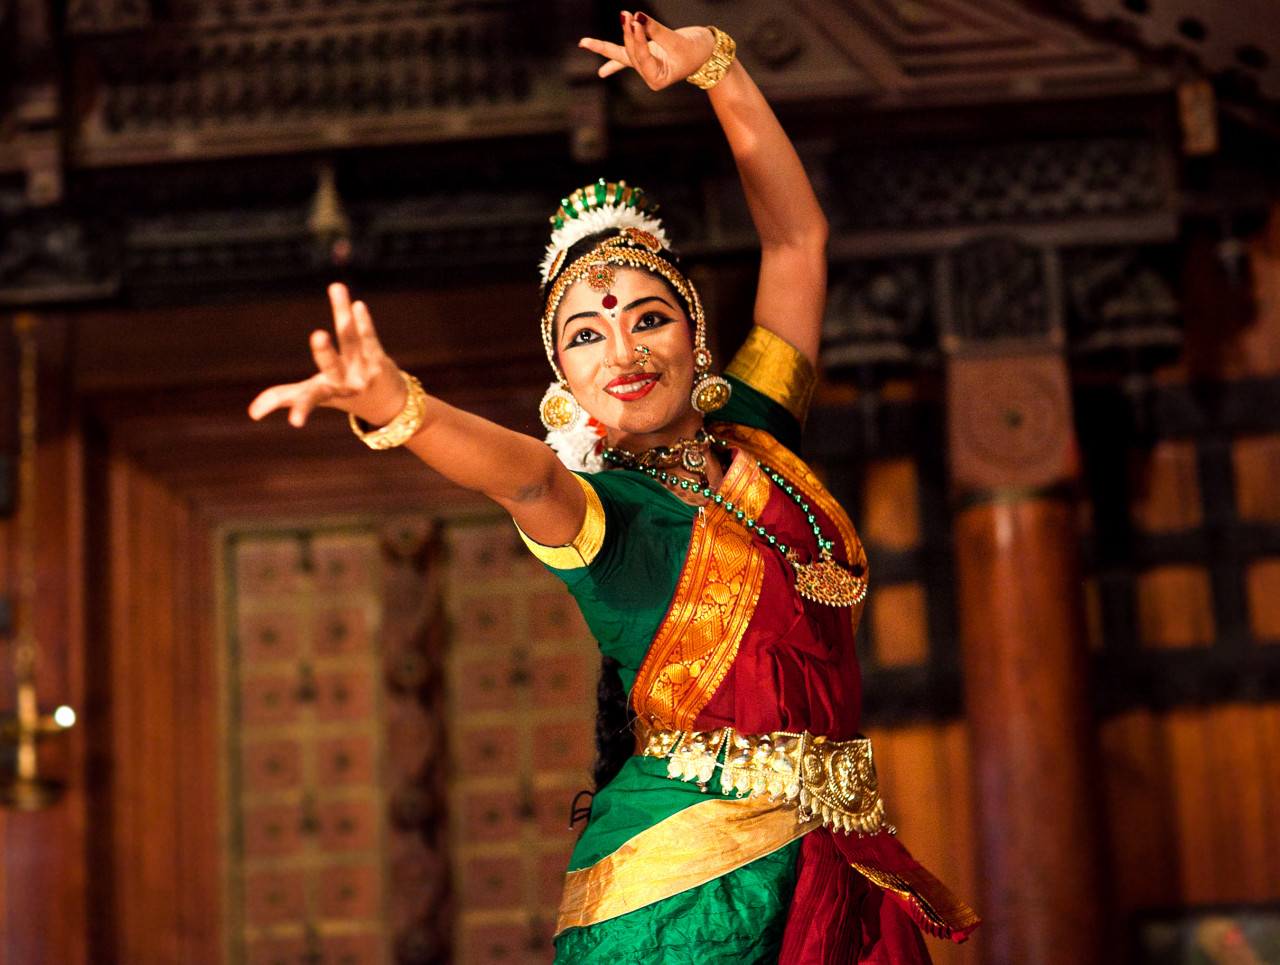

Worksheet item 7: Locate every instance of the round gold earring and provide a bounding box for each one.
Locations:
[539,381,583,431]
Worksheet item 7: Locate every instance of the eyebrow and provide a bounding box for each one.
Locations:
[561,295,679,331]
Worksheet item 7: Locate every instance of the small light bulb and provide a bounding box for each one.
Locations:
[54,705,76,728]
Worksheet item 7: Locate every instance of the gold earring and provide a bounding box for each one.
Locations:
[539,381,582,431]
[689,346,730,414]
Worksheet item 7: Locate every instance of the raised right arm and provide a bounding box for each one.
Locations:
[248,283,586,547]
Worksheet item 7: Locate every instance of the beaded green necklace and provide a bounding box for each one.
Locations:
[602,441,867,608]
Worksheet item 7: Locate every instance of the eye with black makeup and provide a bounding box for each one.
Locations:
[633,311,675,332]
[563,325,603,349]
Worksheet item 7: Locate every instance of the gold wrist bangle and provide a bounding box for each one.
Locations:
[685,26,736,90]
[349,371,428,450]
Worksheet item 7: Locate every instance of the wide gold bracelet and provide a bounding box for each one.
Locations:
[685,26,736,90]
[348,371,427,450]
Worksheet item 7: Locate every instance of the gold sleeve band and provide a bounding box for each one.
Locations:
[516,474,606,569]
[724,326,817,426]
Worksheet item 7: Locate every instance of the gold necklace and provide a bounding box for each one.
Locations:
[604,438,867,608]
[602,429,714,489]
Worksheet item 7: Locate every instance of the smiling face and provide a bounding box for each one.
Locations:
[554,267,702,449]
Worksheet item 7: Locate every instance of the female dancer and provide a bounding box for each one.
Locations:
[251,11,976,963]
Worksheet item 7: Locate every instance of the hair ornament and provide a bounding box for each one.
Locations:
[540,179,669,286]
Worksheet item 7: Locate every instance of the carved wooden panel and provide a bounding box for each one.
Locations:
[69,2,561,166]
[650,0,1165,108]
[443,519,599,965]
[224,523,450,965]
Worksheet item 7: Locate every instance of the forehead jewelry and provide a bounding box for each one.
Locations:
[542,229,705,383]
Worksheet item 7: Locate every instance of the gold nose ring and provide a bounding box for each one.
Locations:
[635,345,651,368]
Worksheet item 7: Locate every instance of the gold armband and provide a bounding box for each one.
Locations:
[516,475,605,569]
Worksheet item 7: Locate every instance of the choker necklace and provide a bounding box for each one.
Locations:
[604,437,867,608]
[603,429,714,489]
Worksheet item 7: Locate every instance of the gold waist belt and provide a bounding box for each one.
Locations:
[634,721,894,837]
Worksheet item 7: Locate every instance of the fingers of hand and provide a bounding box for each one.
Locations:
[329,282,364,358]
[310,328,346,382]
[623,15,665,85]
[598,59,627,78]
[248,379,320,424]
[351,300,383,359]
[580,36,630,69]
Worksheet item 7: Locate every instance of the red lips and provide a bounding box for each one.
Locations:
[605,372,660,400]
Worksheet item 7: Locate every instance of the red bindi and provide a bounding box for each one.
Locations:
[602,294,618,310]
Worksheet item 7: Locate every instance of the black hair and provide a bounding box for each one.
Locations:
[592,655,633,791]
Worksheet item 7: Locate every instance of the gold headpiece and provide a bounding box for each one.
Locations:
[540,228,707,384]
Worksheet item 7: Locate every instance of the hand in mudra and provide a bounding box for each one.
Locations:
[580,11,716,90]
[248,283,407,428]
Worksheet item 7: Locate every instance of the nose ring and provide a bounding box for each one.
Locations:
[635,345,651,369]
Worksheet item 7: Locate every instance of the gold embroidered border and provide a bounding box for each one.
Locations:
[711,423,869,635]
[850,862,981,939]
[631,455,771,728]
[555,795,819,935]
[725,326,817,426]
[515,474,606,569]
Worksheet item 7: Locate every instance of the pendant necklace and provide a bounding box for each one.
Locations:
[602,428,714,489]
[602,438,867,608]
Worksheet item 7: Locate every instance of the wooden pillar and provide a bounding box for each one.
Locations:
[943,239,1106,965]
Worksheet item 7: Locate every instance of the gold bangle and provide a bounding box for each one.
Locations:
[685,26,736,90]
[348,371,427,450]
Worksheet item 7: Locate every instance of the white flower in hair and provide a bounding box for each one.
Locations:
[539,179,670,286]
[545,414,607,474]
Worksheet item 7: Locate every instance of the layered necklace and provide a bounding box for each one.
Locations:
[603,433,867,608]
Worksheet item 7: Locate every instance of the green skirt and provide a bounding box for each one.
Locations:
[553,838,802,965]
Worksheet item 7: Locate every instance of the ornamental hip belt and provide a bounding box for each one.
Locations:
[633,720,894,837]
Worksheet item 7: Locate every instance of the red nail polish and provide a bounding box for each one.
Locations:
[620,11,627,24]
[636,12,649,24]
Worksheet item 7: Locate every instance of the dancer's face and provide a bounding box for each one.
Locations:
[554,268,701,447]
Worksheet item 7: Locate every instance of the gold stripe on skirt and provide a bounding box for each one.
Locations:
[555,795,819,936]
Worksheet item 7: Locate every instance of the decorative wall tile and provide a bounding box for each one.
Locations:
[240,674,302,726]
[317,799,378,853]
[242,740,304,793]
[460,788,522,844]
[244,869,306,925]
[315,736,376,787]
[532,720,595,772]
[245,935,307,965]
[526,591,589,640]
[530,653,594,706]
[455,724,520,778]
[460,922,532,965]
[240,611,303,662]
[461,856,523,910]
[452,595,516,647]
[314,606,370,657]
[314,669,374,721]
[319,864,380,920]
[242,804,306,858]
[454,652,519,712]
